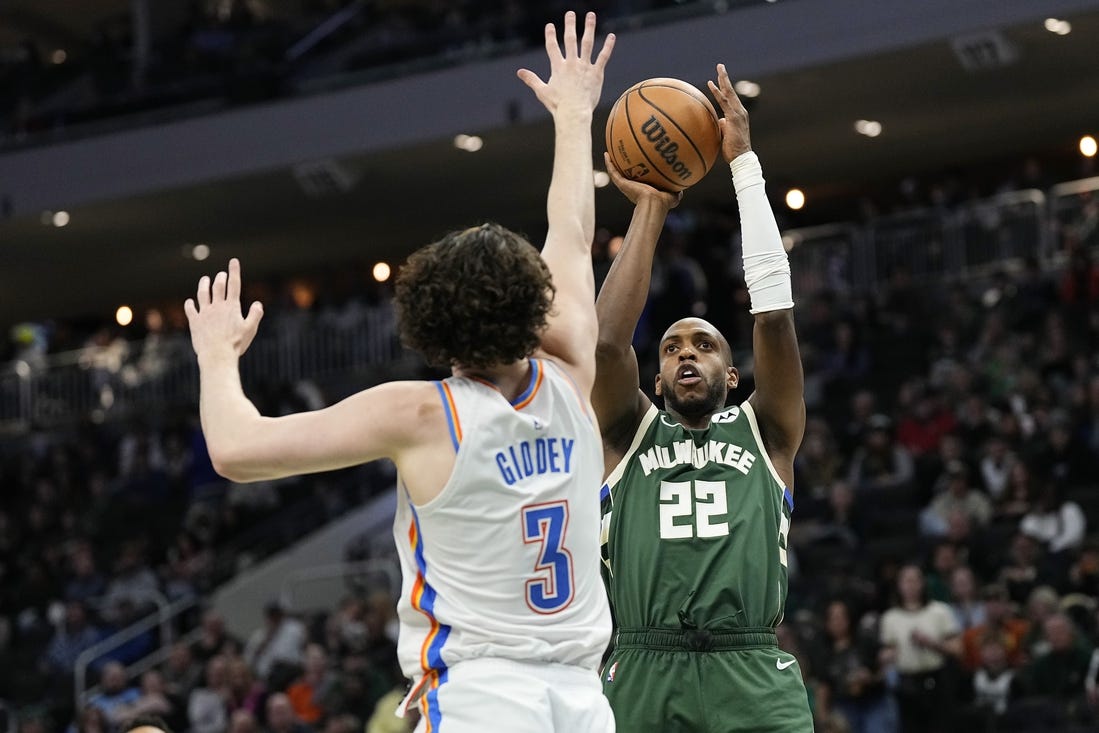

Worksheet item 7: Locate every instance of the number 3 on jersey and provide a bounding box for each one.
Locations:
[522,501,575,614]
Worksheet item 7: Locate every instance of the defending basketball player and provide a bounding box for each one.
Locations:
[594,64,813,732]
[185,12,616,733]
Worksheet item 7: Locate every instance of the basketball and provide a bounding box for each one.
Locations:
[605,77,722,193]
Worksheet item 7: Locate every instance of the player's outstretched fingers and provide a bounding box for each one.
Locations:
[212,270,228,302]
[563,10,578,59]
[595,31,615,72]
[240,301,265,353]
[184,298,197,321]
[580,11,596,62]
[197,275,211,308]
[543,21,562,63]
[227,258,242,302]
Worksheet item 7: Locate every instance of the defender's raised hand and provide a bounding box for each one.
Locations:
[707,63,752,162]
[517,11,615,116]
[184,258,264,360]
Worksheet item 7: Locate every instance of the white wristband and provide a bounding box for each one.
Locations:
[730,152,794,314]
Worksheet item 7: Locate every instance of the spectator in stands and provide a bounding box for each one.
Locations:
[1067,542,1099,598]
[961,584,1029,672]
[816,600,897,733]
[948,566,986,632]
[919,460,992,538]
[967,639,1019,725]
[793,418,844,511]
[225,658,264,718]
[71,705,109,733]
[45,601,104,680]
[263,693,310,733]
[847,415,914,494]
[1019,482,1087,556]
[924,542,962,603]
[243,603,306,684]
[1019,613,1093,724]
[286,644,334,727]
[160,642,202,709]
[64,545,107,604]
[999,534,1042,605]
[895,384,955,460]
[1023,586,1062,659]
[227,710,258,733]
[995,459,1035,522]
[192,611,241,664]
[88,662,141,727]
[879,564,961,733]
[977,435,1016,502]
[119,713,174,733]
[115,670,174,722]
[187,655,230,733]
[102,545,159,620]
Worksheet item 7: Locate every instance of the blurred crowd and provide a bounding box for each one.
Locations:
[0,0,693,143]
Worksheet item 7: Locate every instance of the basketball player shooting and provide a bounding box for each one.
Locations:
[185,12,617,733]
[593,64,813,732]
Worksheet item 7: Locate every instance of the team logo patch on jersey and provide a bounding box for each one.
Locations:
[605,662,618,683]
[711,406,740,423]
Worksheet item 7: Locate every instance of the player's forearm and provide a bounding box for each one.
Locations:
[733,152,792,316]
[197,352,264,480]
[596,197,667,349]
[546,106,596,249]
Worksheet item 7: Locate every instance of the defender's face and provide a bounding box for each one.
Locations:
[655,320,736,416]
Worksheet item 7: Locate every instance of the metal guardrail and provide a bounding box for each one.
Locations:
[72,591,195,709]
[1,310,400,430]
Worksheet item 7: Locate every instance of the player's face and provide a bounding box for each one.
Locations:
[654,319,736,419]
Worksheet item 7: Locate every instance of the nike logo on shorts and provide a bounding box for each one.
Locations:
[776,658,797,671]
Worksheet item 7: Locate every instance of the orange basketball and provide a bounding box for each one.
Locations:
[605,78,721,193]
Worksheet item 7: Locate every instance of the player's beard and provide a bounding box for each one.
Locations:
[662,375,727,421]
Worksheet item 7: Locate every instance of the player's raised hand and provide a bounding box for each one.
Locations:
[604,152,682,210]
[707,63,752,162]
[517,11,615,116]
[184,258,264,360]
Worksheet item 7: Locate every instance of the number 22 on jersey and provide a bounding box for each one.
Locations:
[658,479,790,567]
[522,501,575,614]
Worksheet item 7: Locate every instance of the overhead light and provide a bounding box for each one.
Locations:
[51,49,67,64]
[116,306,134,327]
[733,80,761,98]
[373,262,391,282]
[453,134,484,152]
[1081,135,1098,158]
[593,170,610,188]
[191,244,210,261]
[785,188,805,210]
[52,211,70,227]
[1044,18,1072,35]
[855,119,883,137]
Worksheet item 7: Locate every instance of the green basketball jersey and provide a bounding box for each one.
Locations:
[600,400,793,631]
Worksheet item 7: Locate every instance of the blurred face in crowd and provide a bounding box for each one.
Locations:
[1044,614,1075,653]
[950,566,977,602]
[897,565,925,606]
[205,656,228,689]
[101,663,127,694]
[825,601,852,641]
[266,693,296,733]
[228,710,258,733]
[980,641,1007,673]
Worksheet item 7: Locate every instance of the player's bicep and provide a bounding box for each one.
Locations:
[749,310,805,456]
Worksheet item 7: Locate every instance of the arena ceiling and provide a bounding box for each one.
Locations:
[2,7,1099,327]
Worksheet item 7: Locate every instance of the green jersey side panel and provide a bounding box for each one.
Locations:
[600,401,792,630]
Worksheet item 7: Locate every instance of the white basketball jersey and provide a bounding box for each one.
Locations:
[393,358,611,698]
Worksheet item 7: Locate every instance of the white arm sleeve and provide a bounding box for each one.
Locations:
[731,151,794,314]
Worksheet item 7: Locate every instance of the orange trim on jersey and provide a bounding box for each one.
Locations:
[408,519,442,674]
[418,672,441,731]
[512,359,545,410]
[440,382,462,443]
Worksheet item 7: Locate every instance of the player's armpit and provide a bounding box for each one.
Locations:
[208,380,439,483]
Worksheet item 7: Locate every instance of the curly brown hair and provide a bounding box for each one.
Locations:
[395,223,555,369]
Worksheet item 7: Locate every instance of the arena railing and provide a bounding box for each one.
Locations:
[72,591,195,710]
[1049,175,1099,265]
[0,308,402,430]
[0,180,1093,428]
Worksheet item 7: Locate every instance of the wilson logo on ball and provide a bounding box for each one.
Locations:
[640,116,691,182]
